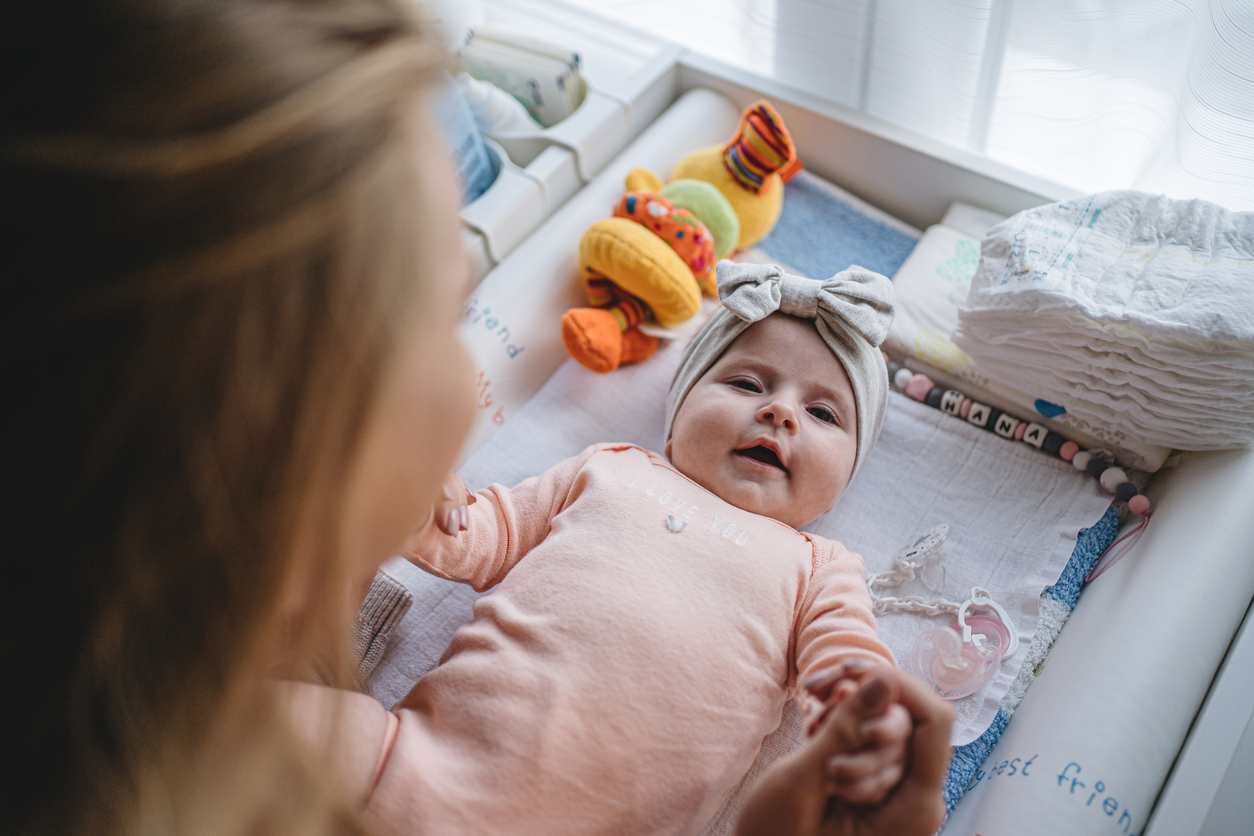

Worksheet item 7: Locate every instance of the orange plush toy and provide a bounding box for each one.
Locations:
[561,190,716,373]
[561,100,798,373]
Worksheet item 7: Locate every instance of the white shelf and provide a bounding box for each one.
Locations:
[459,140,545,267]
[456,0,686,278]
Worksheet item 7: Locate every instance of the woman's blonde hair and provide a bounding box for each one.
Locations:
[1,1,445,832]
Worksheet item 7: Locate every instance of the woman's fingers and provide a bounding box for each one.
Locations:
[809,670,904,761]
[858,703,912,747]
[826,761,905,805]
[823,705,911,783]
[894,670,957,790]
[825,747,898,784]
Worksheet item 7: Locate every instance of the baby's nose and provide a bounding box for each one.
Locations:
[758,402,797,430]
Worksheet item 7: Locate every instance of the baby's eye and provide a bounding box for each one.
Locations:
[808,406,837,424]
[730,379,761,393]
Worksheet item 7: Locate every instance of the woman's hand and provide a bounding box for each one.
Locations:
[822,678,912,806]
[734,664,954,836]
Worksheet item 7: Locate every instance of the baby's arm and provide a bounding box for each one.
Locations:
[793,543,895,710]
[402,447,599,590]
[794,543,905,805]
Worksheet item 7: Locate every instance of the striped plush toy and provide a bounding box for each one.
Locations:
[561,101,800,373]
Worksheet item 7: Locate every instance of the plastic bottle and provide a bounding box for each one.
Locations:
[432,72,498,205]
[456,73,540,135]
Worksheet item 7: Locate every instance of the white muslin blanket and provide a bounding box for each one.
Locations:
[370,315,1111,747]
[955,190,1254,450]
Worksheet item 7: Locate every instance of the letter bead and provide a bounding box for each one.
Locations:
[940,390,965,415]
[1022,422,1048,449]
[967,401,992,428]
[993,413,1020,438]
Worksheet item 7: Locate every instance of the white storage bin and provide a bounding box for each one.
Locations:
[476,0,685,182]
[521,145,582,219]
[456,1,686,279]
[461,227,493,283]
[459,140,543,267]
[460,140,583,282]
[488,87,627,181]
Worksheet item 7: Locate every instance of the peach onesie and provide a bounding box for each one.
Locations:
[352,443,893,835]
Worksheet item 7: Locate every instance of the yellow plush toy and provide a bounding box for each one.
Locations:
[561,100,798,373]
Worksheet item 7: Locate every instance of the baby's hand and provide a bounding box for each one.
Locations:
[432,473,475,535]
[805,662,912,806]
[405,474,475,555]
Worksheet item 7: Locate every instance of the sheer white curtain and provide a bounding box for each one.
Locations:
[559,0,1254,210]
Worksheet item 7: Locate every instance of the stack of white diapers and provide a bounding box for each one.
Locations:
[885,204,1171,471]
[953,191,1254,452]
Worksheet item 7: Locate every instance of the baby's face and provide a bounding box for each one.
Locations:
[666,314,858,529]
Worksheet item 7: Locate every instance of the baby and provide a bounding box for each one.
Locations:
[379,261,908,834]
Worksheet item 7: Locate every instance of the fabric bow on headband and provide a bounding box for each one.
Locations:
[665,260,896,485]
[716,261,894,347]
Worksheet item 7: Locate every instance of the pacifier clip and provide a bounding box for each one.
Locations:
[869,524,1019,700]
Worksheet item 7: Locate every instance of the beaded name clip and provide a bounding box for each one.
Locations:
[886,357,1152,518]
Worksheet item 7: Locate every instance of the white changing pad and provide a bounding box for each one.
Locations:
[371,320,1111,747]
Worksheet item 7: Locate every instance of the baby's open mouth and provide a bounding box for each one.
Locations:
[735,445,788,472]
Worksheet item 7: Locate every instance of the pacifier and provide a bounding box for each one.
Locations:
[911,623,1000,699]
[908,591,1019,700]
[953,593,1019,662]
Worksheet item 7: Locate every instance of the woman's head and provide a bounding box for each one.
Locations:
[2,0,470,830]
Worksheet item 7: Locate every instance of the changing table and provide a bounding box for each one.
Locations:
[439,3,1254,833]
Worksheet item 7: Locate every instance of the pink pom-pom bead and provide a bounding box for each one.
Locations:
[1059,441,1080,461]
[1128,494,1151,515]
[905,374,934,402]
[959,398,972,418]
